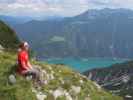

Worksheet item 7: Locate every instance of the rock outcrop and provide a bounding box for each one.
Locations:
[0,44,4,52]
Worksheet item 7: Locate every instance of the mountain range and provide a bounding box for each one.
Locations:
[6,8,133,58]
[83,60,133,100]
[0,15,33,26]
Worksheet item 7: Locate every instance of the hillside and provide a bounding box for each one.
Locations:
[0,20,20,50]
[0,52,123,100]
[0,19,123,100]
[14,8,133,58]
[83,61,133,100]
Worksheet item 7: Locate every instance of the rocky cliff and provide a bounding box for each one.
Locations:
[84,61,133,100]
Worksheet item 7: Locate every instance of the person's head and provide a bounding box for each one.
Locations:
[19,42,29,51]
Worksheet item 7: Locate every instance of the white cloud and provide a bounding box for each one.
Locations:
[0,0,89,17]
[112,0,133,8]
[88,0,133,9]
[1,0,133,18]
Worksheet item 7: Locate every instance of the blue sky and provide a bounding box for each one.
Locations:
[0,0,133,18]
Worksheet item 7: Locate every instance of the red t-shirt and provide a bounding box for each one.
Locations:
[17,50,29,75]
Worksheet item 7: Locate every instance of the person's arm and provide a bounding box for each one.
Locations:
[19,52,30,70]
[21,61,29,70]
[27,61,33,69]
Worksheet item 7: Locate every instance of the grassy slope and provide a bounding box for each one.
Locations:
[0,20,20,49]
[0,52,123,100]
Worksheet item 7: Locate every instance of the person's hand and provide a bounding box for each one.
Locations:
[27,61,33,69]
[28,66,32,70]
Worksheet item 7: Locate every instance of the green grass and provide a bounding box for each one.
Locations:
[0,20,20,50]
[0,52,36,100]
[0,52,123,100]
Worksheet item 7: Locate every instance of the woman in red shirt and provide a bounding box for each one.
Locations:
[17,42,40,80]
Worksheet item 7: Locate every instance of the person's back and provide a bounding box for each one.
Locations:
[17,49,29,75]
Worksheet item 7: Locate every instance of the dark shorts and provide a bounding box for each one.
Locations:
[24,68,40,79]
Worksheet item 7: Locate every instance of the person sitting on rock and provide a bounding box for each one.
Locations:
[17,41,42,82]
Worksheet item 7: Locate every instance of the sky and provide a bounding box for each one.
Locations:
[0,0,133,18]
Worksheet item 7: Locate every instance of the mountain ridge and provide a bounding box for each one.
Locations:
[83,60,133,100]
[0,20,20,50]
[13,8,133,58]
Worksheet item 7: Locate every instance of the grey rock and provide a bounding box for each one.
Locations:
[0,44,4,52]
[8,74,16,84]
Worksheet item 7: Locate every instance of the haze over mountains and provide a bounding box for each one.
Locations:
[0,15,33,26]
[3,8,133,58]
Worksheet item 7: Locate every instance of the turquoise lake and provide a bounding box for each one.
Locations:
[46,58,128,73]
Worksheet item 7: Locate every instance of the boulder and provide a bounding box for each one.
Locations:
[8,74,16,84]
[53,88,64,99]
[70,86,81,95]
[36,92,47,100]
[0,44,4,52]
[64,92,72,100]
